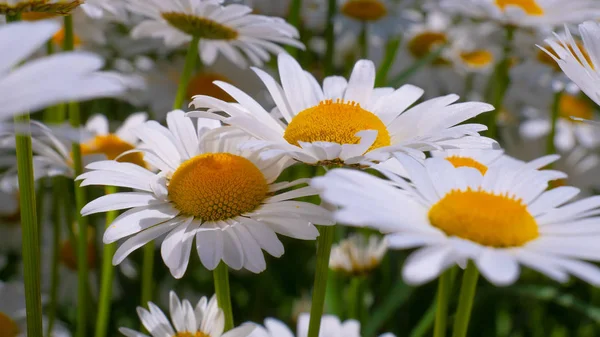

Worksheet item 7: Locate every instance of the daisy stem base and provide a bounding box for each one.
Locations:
[307,225,335,337]
[434,268,456,337]
[95,186,119,337]
[286,0,302,58]
[47,177,64,336]
[173,35,200,110]
[141,243,155,306]
[14,112,43,337]
[546,90,562,158]
[452,262,480,337]
[214,262,234,331]
[324,0,337,76]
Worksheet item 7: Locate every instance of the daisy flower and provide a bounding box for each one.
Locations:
[78,110,333,277]
[313,153,600,286]
[336,0,413,40]
[0,20,125,121]
[0,0,82,15]
[120,291,255,337]
[329,233,387,275]
[440,0,600,28]
[190,53,495,166]
[80,0,127,21]
[250,314,395,337]
[126,0,304,68]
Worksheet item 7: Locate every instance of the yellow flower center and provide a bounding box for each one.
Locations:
[80,134,146,167]
[445,156,488,175]
[283,100,390,152]
[429,189,539,247]
[559,94,594,121]
[168,153,268,221]
[407,32,449,66]
[0,312,19,337]
[52,27,82,47]
[21,11,59,20]
[494,0,544,15]
[459,50,495,69]
[59,238,97,271]
[537,41,592,72]
[174,332,209,337]
[0,1,80,15]
[340,0,388,21]
[161,12,239,40]
[186,72,234,102]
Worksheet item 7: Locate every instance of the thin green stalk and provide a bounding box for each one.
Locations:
[307,226,335,337]
[140,244,155,306]
[387,44,447,87]
[375,37,402,87]
[173,36,200,110]
[452,262,480,337]
[434,269,454,337]
[69,102,89,337]
[409,301,437,337]
[214,262,234,331]
[324,0,337,76]
[363,277,413,337]
[486,25,515,139]
[348,277,362,320]
[15,113,43,337]
[46,178,63,337]
[325,270,343,318]
[286,0,302,57]
[95,186,119,337]
[546,91,563,156]
[358,22,368,59]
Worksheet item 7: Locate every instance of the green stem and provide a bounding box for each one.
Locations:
[6,12,20,21]
[409,301,437,337]
[286,0,302,57]
[46,178,63,337]
[323,0,337,76]
[486,25,515,139]
[94,186,119,337]
[387,44,447,87]
[434,269,454,337]
[546,91,563,157]
[307,226,335,337]
[173,36,200,110]
[63,15,74,51]
[358,22,368,59]
[375,37,402,87]
[214,262,234,331]
[452,262,480,337]
[15,113,43,337]
[140,244,155,306]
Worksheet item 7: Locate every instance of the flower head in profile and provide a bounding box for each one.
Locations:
[0,20,125,121]
[120,291,255,337]
[313,153,600,286]
[440,0,600,28]
[329,234,387,275]
[191,53,495,167]
[0,0,82,15]
[79,111,333,278]
[250,314,394,337]
[126,0,303,68]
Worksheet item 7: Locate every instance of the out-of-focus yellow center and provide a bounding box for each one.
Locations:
[429,189,539,247]
[52,27,82,47]
[537,41,592,72]
[0,312,19,337]
[460,50,495,68]
[0,1,81,15]
[186,72,234,102]
[495,0,544,15]
[283,100,390,152]
[340,0,388,21]
[80,134,146,167]
[175,331,209,337]
[168,153,268,221]
[407,32,449,65]
[161,12,239,40]
[59,237,97,271]
[445,156,488,175]
[21,11,59,20]
[559,94,594,121]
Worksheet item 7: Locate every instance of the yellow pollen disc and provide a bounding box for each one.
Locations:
[495,0,544,15]
[537,41,593,72]
[341,0,388,21]
[186,72,234,102]
[21,11,59,20]
[52,27,81,47]
[407,32,449,66]
[174,332,209,337]
[168,153,268,221]
[80,134,146,167]
[0,1,80,15]
[460,50,494,68]
[161,12,238,40]
[0,312,19,337]
[59,238,97,271]
[445,156,488,175]
[559,94,594,121]
[283,100,390,152]
[429,189,539,247]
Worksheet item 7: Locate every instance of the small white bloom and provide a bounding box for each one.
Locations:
[329,234,387,274]
[250,314,394,337]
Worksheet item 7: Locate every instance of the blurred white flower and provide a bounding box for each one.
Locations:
[329,234,387,275]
